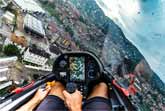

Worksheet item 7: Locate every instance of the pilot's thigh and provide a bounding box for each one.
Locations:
[83,97,111,111]
[35,95,67,111]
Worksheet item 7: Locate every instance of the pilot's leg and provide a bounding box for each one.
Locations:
[83,82,111,111]
[48,81,65,100]
[88,82,109,99]
[35,81,67,111]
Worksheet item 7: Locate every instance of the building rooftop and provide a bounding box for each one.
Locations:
[48,21,58,33]
[0,57,17,69]
[29,45,50,58]
[11,33,27,47]
[49,44,62,55]
[13,0,45,14]
[24,14,45,37]
[3,11,15,22]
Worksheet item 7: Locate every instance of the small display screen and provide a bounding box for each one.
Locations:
[69,57,85,81]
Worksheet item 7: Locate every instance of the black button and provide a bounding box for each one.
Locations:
[59,60,67,68]
[66,82,77,93]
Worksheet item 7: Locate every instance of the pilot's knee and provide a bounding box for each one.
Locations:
[97,82,108,89]
[55,81,64,87]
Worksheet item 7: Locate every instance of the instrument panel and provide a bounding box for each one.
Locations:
[53,52,103,96]
[69,57,85,81]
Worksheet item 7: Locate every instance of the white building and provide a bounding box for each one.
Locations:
[0,56,17,68]
[23,47,50,66]
[0,68,10,82]
[23,14,45,38]
[0,56,17,82]
[12,0,45,15]
[0,18,2,27]
[2,11,15,25]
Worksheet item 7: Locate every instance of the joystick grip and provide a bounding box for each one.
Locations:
[66,82,77,93]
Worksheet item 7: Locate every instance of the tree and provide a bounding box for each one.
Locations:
[0,0,3,5]
[79,16,86,24]
[3,44,20,57]
[0,44,3,52]
[102,22,109,34]
[65,26,74,37]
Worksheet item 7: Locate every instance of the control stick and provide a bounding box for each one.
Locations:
[66,82,77,93]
